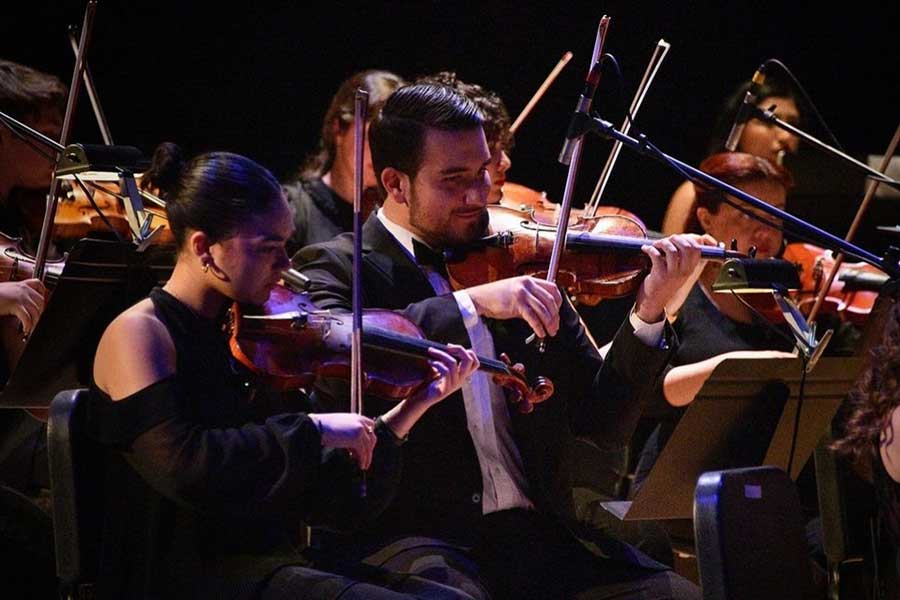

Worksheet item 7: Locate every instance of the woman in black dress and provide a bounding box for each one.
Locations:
[89,150,478,599]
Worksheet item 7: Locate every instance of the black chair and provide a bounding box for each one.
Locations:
[48,388,103,600]
[694,466,818,599]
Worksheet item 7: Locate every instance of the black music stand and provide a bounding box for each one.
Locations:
[0,238,173,409]
[602,356,865,521]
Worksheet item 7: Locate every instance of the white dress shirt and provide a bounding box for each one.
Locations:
[376,209,663,514]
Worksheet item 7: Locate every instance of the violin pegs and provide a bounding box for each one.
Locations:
[730,239,739,252]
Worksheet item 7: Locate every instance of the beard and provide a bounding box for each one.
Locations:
[408,194,490,249]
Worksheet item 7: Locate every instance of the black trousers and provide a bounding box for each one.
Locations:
[365,509,699,600]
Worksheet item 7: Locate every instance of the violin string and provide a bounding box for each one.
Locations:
[364,327,507,372]
[72,174,127,242]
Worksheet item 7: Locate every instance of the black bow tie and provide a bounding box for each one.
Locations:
[412,239,448,279]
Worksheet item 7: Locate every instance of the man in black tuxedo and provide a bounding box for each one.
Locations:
[294,83,703,599]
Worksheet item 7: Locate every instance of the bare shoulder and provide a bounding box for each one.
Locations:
[94,298,176,400]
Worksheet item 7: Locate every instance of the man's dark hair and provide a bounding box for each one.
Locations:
[415,72,513,152]
[0,59,66,121]
[368,83,484,197]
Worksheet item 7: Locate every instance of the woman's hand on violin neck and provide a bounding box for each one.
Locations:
[309,413,377,471]
[0,279,46,336]
[381,345,480,440]
[466,276,563,339]
[635,234,709,323]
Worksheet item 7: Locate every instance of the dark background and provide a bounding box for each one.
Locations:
[4,1,898,254]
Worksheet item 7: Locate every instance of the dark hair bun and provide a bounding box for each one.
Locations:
[142,142,184,197]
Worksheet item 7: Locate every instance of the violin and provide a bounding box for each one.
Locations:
[448,205,741,306]
[11,178,173,247]
[0,232,63,420]
[14,182,130,244]
[498,182,647,233]
[87,178,174,245]
[782,242,886,326]
[0,231,65,284]
[228,283,555,413]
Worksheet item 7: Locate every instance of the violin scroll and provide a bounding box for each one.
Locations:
[494,352,554,414]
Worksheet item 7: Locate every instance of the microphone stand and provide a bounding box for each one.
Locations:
[575,112,900,280]
[0,111,66,153]
[574,112,899,365]
[748,104,900,191]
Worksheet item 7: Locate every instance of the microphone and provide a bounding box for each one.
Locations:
[724,64,768,152]
[558,61,603,165]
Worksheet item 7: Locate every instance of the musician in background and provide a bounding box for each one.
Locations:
[634,152,796,491]
[0,57,65,600]
[0,59,58,345]
[284,70,404,254]
[661,76,801,235]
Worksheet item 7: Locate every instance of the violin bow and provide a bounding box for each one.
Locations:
[534,16,610,351]
[33,1,97,281]
[804,122,900,326]
[583,39,671,218]
[509,51,574,135]
[351,89,368,417]
[67,26,113,145]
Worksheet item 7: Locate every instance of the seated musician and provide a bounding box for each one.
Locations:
[88,149,480,599]
[661,76,801,235]
[0,58,59,375]
[284,69,405,254]
[0,58,62,599]
[294,82,704,599]
[633,151,797,490]
[420,71,647,522]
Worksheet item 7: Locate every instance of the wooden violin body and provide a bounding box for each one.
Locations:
[13,179,173,247]
[0,231,65,284]
[498,182,647,234]
[783,242,885,326]
[449,205,740,307]
[229,284,554,412]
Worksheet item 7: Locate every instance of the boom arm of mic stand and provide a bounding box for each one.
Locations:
[0,110,66,153]
[749,105,900,191]
[583,115,900,279]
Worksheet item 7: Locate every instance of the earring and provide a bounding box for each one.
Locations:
[201,260,210,273]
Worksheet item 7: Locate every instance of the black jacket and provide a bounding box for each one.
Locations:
[293,215,675,549]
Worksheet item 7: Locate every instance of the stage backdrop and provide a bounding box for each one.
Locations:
[4,2,898,251]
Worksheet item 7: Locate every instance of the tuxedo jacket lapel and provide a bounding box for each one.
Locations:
[361,216,441,306]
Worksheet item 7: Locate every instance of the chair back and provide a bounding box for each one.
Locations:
[694,466,817,599]
[48,388,104,597]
